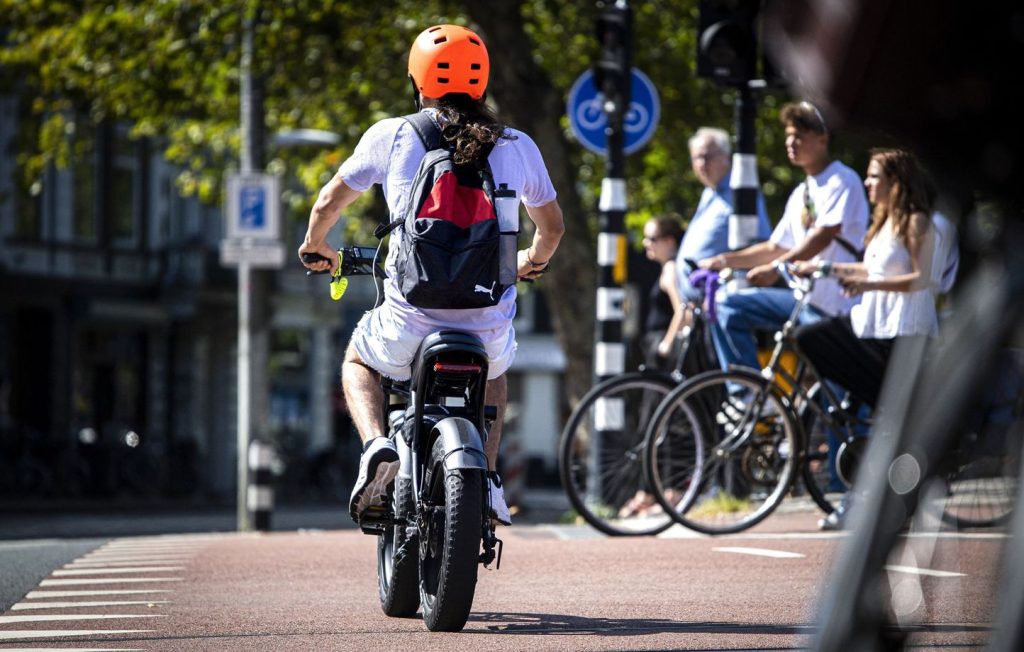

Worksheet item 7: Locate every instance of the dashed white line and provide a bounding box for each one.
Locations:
[12,600,169,610]
[885,564,966,578]
[0,629,154,641]
[712,546,806,559]
[27,590,172,599]
[0,614,164,624]
[40,578,182,587]
[53,567,184,576]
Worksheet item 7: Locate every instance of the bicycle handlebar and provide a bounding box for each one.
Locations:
[302,246,382,301]
[773,260,816,295]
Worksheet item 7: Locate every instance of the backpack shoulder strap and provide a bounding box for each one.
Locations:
[402,111,443,151]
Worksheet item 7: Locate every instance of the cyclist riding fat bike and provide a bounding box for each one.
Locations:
[298,23,565,527]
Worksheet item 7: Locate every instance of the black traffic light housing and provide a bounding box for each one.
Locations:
[594,4,632,106]
[697,0,760,86]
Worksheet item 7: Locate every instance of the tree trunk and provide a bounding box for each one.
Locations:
[463,0,596,406]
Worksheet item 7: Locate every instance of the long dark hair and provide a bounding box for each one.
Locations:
[433,93,515,166]
[865,148,932,245]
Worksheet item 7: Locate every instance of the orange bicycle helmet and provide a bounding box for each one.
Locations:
[408,24,489,100]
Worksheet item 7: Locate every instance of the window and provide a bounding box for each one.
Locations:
[109,129,137,241]
[72,124,97,241]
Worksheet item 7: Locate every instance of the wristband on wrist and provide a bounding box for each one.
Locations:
[817,260,832,276]
[526,251,549,268]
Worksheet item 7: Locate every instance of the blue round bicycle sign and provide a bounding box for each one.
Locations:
[567,68,660,156]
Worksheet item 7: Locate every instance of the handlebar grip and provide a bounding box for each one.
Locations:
[302,252,333,276]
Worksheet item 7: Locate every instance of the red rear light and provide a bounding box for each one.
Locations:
[434,362,481,373]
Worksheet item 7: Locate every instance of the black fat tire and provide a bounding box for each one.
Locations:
[558,372,678,536]
[378,475,419,617]
[646,369,800,535]
[419,468,483,632]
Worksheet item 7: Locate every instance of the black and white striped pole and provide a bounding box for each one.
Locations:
[247,439,274,531]
[728,83,761,251]
[591,0,632,503]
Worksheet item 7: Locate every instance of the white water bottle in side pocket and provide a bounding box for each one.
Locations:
[494,183,519,285]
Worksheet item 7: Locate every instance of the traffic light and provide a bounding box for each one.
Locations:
[594,3,632,106]
[697,0,759,86]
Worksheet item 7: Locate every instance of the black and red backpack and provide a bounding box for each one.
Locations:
[377,111,505,309]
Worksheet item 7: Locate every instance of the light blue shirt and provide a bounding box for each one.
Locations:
[676,178,771,301]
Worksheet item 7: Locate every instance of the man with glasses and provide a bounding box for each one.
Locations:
[676,127,771,302]
[698,102,868,375]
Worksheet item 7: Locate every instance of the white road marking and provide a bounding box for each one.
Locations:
[53,567,184,576]
[713,546,806,559]
[12,600,169,610]
[27,590,172,599]
[0,614,164,625]
[885,564,967,578]
[68,558,191,567]
[40,578,182,586]
[0,648,143,651]
[0,630,154,641]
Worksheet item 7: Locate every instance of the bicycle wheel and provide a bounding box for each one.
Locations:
[558,371,679,536]
[937,427,1021,528]
[419,468,482,632]
[647,368,800,535]
[799,384,866,515]
[378,474,420,617]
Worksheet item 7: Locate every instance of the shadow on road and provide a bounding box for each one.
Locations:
[467,611,813,637]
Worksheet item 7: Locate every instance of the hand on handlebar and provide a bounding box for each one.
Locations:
[791,261,819,277]
[746,263,779,287]
[298,242,338,275]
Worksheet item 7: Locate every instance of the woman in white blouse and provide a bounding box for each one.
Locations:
[794,148,936,408]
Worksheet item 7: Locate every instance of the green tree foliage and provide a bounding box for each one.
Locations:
[2,0,866,402]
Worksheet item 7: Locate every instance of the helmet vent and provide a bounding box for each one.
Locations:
[428,26,442,32]
[437,62,450,69]
[470,63,481,70]
[438,77,449,84]
[433,36,448,44]
[469,37,481,45]
[469,79,479,85]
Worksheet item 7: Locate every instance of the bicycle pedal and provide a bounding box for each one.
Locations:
[357,505,394,535]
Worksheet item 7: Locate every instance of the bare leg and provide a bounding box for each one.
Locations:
[341,341,386,444]
[484,374,507,472]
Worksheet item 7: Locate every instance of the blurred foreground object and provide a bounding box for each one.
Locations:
[764,0,1024,204]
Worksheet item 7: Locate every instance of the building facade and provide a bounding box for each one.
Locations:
[0,101,567,505]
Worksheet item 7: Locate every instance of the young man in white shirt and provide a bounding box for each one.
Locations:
[699,102,869,375]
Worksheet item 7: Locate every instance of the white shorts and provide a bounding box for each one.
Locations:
[350,304,517,381]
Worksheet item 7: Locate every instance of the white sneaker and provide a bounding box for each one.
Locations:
[349,437,400,523]
[488,473,512,526]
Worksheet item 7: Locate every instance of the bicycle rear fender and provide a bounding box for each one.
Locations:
[423,417,487,498]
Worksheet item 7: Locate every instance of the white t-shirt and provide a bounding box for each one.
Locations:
[850,221,938,338]
[338,109,557,332]
[771,160,869,316]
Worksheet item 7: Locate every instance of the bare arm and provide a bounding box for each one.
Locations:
[747,224,842,286]
[699,240,785,271]
[658,259,688,356]
[840,213,933,295]
[298,172,365,274]
[518,200,564,280]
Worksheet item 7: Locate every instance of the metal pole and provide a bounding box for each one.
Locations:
[728,83,760,250]
[236,12,254,533]
[236,251,252,532]
[591,0,632,504]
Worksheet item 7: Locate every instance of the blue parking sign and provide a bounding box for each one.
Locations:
[225,173,280,240]
[240,185,266,229]
[567,68,660,156]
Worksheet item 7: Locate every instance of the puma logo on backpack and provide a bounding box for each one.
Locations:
[378,111,506,309]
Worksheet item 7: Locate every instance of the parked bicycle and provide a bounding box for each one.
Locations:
[304,246,502,632]
[642,262,870,534]
[557,261,719,536]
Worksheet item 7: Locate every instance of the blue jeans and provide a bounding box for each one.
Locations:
[711,286,825,372]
